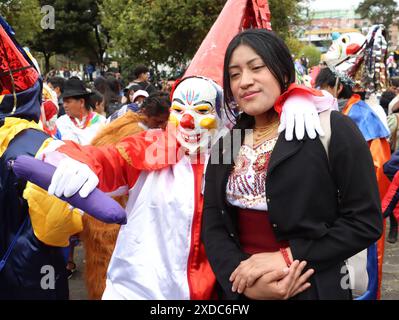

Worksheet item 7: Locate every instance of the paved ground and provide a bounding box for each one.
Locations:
[381,222,399,299]
[68,244,88,300]
[69,224,399,300]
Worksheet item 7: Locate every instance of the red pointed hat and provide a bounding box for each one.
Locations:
[0,17,38,95]
[183,0,271,87]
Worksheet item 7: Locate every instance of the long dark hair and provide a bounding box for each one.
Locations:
[223,29,295,129]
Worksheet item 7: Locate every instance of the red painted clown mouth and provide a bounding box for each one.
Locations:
[180,131,202,143]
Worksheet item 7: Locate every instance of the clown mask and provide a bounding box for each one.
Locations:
[170,77,222,155]
[323,32,365,68]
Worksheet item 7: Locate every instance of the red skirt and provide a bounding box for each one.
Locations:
[238,208,288,255]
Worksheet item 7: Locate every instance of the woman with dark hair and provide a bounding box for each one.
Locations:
[105,76,122,116]
[93,76,122,117]
[202,29,382,300]
[89,90,106,117]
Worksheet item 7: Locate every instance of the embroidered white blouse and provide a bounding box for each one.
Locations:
[226,137,278,211]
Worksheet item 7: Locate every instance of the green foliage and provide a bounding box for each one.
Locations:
[299,45,321,67]
[285,36,304,57]
[1,0,309,75]
[27,0,107,73]
[0,0,42,44]
[356,0,398,29]
[101,0,226,73]
[102,0,306,74]
[269,0,305,41]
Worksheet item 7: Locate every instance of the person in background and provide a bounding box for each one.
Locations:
[41,83,59,137]
[121,84,141,105]
[315,64,390,294]
[380,89,399,243]
[55,78,107,278]
[87,63,95,82]
[315,68,391,201]
[137,91,169,129]
[47,76,65,116]
[125,72,137,90]
[380,90,397,115]
[56,78,106,145]
[93,76,121,117]
[132,64,157,94]
[106,89,150,123]
[383,90,399,153]
[387,52,397,79]
[300,54,309,75]
[63,68,71,79]
[105,76,123,117]
[121,88,130,105]
[132,89,149,108]
[89,90,106,117]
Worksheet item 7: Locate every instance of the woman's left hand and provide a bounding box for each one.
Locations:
[230,251,289,294]
[243,260,314,300]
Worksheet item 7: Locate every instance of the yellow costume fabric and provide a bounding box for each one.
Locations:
[0,117,83,247]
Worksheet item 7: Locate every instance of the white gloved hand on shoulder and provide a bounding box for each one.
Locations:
[278,90,338,141]
[48,156,99,198]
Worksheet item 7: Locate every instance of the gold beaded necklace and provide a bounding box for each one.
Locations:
[252,120,279,146]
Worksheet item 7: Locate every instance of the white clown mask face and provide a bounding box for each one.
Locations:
[170,77,221,155]
[323,32,365,68]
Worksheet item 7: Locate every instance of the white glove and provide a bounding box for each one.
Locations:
[48,157,99,198]
[278,94,326,141]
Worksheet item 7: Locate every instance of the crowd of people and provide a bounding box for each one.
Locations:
[46,63,104,83]
[2,0,399,302]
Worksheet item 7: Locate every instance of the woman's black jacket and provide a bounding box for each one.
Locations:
[202,111,383,300]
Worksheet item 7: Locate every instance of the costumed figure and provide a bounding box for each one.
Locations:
[0,16,84,299]
[323,28,389,130]
[0,16,123,300]
[323,25,392,299]
[41,82,59,137]
[82,94,170,300]
[15,0,335,299]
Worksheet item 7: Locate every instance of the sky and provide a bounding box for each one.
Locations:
[309,0,399,11]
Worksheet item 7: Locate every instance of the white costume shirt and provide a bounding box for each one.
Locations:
[56,112,106,145]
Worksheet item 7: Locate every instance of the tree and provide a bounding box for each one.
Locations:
[101,0,306,76]
[0,0,42,44]
[300,45,321,67]
[27,0,109,74]
[269,0,307,41]
[101,0,226,76]
[356,0,398,30]
[285,36,305,58]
